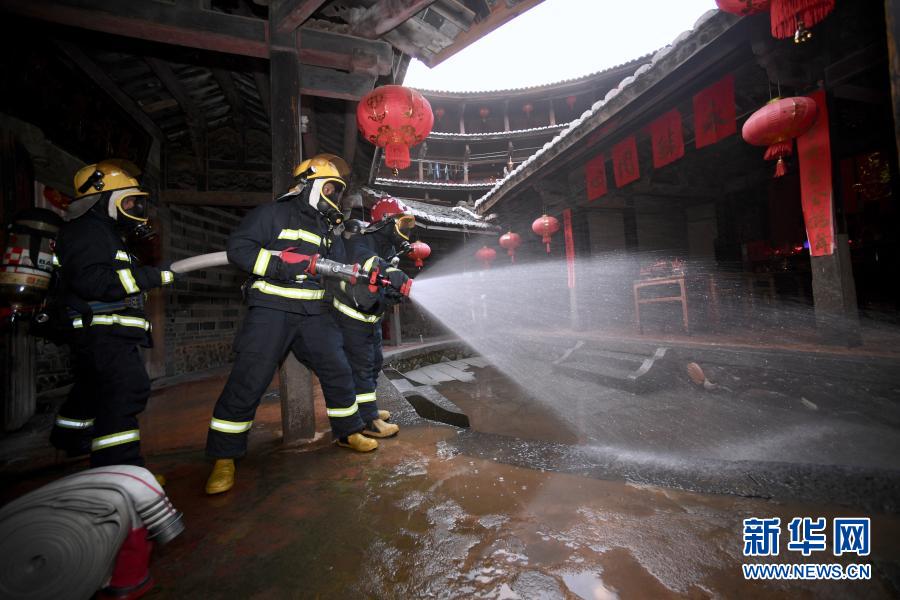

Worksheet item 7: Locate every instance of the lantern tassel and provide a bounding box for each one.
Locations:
[770,0,835,39]
[774,157,788,177]
[763,140,793,161]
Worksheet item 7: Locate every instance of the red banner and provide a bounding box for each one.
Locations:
[693,74,736,149]
[563,208,575,289]
[649,109,685,168]
[797,89,834,257]
[612,136,640,188]
[585,153,608,201]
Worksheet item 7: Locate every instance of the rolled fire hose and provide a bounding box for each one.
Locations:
[0,465,184,600]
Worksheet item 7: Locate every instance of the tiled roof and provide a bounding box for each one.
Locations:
[473,9,728,213]
[362,187,497,230]
[411,54,653,96]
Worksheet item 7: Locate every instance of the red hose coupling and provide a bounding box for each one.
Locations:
[307,253,319,274]
[400,279,413,297]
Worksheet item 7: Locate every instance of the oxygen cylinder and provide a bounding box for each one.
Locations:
[0,208,63,313]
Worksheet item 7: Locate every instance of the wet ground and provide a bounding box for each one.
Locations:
[2,350,900,598]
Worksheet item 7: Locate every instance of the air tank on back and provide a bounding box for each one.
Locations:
[0,208,63,315]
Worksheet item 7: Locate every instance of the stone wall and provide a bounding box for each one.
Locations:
[164,204,246,377]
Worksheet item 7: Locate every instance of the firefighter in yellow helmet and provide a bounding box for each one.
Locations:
[205,153,380,495]
[49,160,179,469]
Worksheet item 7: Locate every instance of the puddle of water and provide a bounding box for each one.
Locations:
[560,569,618,600]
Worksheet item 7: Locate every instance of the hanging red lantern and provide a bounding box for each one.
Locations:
[479,107,490,121]
[770,0,834,42]
[715,0,771,15]
[742,96,817,177]
[565,95,577,112]
[357,85,434,174]
[434,106,445,121]
[498,231,522,263]
[475,245,497,269]
[522,103,534,118]
[531,214,560,254]
[408,241,431,268]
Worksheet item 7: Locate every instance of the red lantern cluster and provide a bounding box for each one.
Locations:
[357,85,434,173]
[475,246,497,269]
[716,0,835,43]
[408,241,431,269]
[532,214,560,254]
[498,231,522,263]
[522,103,534,118]
[742,96,817,177]
[566,95,577,112]
[479,107,490,121]
[434,107,445,121]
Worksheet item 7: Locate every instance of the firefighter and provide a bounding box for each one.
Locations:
[49,160,178,469]
[330,197,414,439]
[205,154,377,496]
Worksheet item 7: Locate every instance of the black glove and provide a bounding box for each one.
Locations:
[383,285,404,305]
[384,268,409,291]
[159,262,186,285]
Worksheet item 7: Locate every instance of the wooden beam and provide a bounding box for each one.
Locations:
[6,0,391,74]
[299,28,393,76]
[8,0,270,58]
[146,57,208,187]
[53,40,166,144]
[300,65,377,100]
[271,0,327,33]
[885,0,900,163]
[351,0,439,39]
[161,189,271,206]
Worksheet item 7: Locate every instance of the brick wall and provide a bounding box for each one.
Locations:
[164,205,246,377]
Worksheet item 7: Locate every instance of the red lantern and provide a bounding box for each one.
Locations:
[531,214,560,254]
[475,245,497,269]
[498,231,522,263]
[566,95,577,112]
[522,103,534,118]
[770,0,834,42]
[408,241,431,269]
[742,96,817,177]
[357,85,434,174]
[435,106,445,120]
[715,0,771,15]
[479,107,490,121]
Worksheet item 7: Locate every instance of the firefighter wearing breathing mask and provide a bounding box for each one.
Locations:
[204,154,377,496]
[49,160,178,469]
[330,197,414,439]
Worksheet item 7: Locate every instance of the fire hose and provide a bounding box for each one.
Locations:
[0,465,184,600]
[170,251,412,297]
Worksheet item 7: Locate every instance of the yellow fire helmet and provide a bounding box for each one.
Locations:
[293,154,349,227]
[67,160,148,221]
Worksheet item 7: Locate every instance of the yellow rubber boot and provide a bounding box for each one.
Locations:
[378,409,392,421]
[205,459,235,495]
[337,433,378,452]
[362,418,399,438]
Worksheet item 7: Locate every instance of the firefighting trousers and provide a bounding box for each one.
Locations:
[49,336,150,467]
[206,306,364,458]
[335,317,384,423]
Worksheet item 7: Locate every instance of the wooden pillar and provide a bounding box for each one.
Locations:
[886,0,900,161]
[463,144,470,184]
[342,100,357,167]
[390,304,402,347]
[503,100,510,132]
[459,102,466,134]
[270,27,316,442]
[548,100,556,126]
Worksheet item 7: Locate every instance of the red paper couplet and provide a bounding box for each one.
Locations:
[693,74,737,149]
[649,108,685,168]
[612,136,640,188]
[585,153,608,201]
[797,89,835,257]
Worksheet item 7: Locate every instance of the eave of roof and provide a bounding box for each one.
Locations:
[473,9,741,215]
[411,54,652,98]
[362,187,497,230]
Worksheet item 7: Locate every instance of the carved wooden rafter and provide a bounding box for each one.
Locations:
[351,0,439,39]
